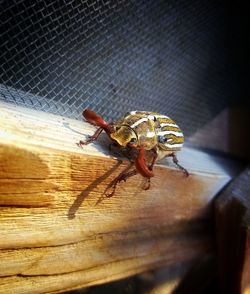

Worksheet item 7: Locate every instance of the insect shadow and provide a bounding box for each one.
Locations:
[67,160,123,219]
[96,162,135,204]
[62,122,84,136]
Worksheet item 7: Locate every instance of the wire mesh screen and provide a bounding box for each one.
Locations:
[0,0,232,137]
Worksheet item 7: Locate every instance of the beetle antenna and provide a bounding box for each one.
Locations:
[83,109,114,134]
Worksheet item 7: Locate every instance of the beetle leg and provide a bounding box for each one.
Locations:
[169,152,189,176]
[135,146,154,178]
[111,167,151,193]
[139,148,157,190]
[106,147,156,197]
[142,178,151,190]
[77,127,103,147]
[106,166,137,197]
[149,148,158,170]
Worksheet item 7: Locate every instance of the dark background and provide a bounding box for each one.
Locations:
[0,0,249,153]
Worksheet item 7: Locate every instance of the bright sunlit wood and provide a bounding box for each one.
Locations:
[0,102,235,293]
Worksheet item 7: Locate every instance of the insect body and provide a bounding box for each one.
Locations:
[79,109,188,195]
[111,111,185,159]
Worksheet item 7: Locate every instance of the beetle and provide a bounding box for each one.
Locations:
[78,109,188,195]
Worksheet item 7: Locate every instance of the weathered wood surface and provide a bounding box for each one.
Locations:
[0,101,238,293]
[215,167,250,294]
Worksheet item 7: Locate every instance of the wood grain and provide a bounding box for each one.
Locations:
[0,102,237,293]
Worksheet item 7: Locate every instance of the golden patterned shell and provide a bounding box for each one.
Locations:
[111,111,184,152]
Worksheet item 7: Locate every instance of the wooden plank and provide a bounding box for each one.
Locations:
[0,102,239,293]
[215,166,250,294]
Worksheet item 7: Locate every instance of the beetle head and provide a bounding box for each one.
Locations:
[110,126,138,147]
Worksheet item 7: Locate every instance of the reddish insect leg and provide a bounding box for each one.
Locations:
[78,127,103,147]
[135,146,154,178]
[148,148,158,170]
[169,152,189,176]
[139,148,158,191]
[106,147,156,197]
[106,146,156,197]
[106,168,137,197]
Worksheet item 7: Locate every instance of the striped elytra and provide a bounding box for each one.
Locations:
[111,111,184,154]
